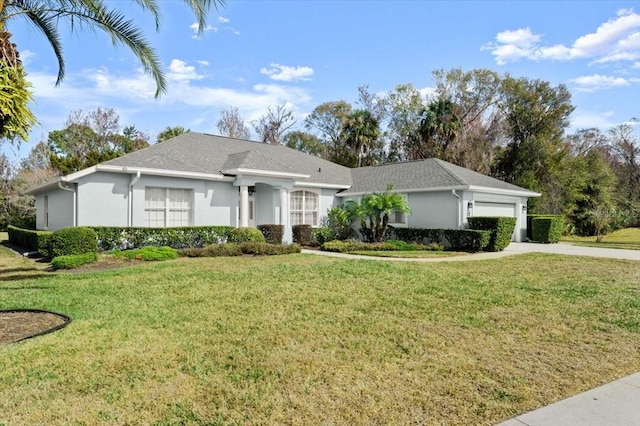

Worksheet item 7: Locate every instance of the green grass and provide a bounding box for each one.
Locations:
[1,242,639,425]
[562,227,640,250]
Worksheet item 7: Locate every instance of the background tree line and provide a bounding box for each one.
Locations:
[2,68,638,236]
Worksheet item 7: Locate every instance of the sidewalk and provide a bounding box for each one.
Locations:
[497,372,640,426]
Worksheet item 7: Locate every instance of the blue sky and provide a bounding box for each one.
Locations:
[4,0,640,161]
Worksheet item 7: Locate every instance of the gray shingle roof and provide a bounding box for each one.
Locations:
[102,132,352,186]
[340,158,538,196]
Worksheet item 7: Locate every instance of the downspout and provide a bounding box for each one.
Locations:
[58,181,77,226]
[451,189,461,229]
[128,171,141,227]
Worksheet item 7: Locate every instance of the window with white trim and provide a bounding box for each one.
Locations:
[290,190,319,226]
[144,188,192,227]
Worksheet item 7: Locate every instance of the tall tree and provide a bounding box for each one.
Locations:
[217,107,251,139]
[432,68,503,173]
[492,76,574,212]
[157,126,189,143]
[0,0,223,142]
[608,123,640,226]
[253,104,296,145]
[418,98,462,162]
[341,109,381,168]
[380,83,427,162]
[284,130,325,157]
[48,108,149,174]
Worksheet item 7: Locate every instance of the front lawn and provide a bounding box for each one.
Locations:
[348,250,465,258]
[1,244,638,425]
[562,227,640,250]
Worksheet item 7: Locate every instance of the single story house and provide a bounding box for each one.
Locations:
[26,132,540,242]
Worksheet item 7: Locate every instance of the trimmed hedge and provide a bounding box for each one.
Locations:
[527,214,564,241]
[229,227,266,244]
[321,240,431,253]
[7,225,52,253]
[468,217,516,252]
[180,242,300,257]
[313,227,334,246]
[257,224,284,245]
[114,246,179,261]
[292,224,313,245]
[393,228,491,252]
[50,227,98,257]
[532,216,564,243]
[51,252,98,270]
[91,226,234,251]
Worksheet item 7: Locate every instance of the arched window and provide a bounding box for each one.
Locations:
[290,190,319,226]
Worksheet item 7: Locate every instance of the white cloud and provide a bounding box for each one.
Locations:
[569,74,635,91]
[189,22,217,39]
[570,110,618,130]
[483,9,640,65]
[196,60,210,67]
[167,59,204,82]
[218,16,230,23]
[260,63,314,82]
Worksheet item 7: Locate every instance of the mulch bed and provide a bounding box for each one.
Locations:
[0,310,71,344]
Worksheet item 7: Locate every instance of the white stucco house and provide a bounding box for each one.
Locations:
[26,132,540,242]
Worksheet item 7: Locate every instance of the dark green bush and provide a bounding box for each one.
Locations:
[50,227,98,257]
[394,228,490,252]
[292,224,313,245]
[313,227,334,246]
[91,226,234,251]
[442,229,491,252]
[115,246,179,261]
[321,240,428,253]
[7,225,52,253]
[51,252,98,270]
[257,224,284,245]
[468,217,516,252]
[532,216,564,243]
[229,227,266,244]
[240,242,301,255]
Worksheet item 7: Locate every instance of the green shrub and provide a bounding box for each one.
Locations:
[91,226,234,251]
[468,217,516,252]
[257,224,284,245]
[51,252,98,270]
[321,240,427,253]
[228,227,266,244]
[394,228,490,252]
[532,216,564,243]
[442,229,491,252]
[50,227,98,257]
[292,224,313,245]
[240,242,301,255]
[115,246,178,261]
[7,225,53,254]
[313,227,334,246]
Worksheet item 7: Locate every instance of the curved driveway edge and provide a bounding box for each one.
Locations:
[302,242,639,262]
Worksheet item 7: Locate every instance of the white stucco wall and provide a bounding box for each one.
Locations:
[36,188,74,231]
[407,191,460,229]
[129,175,237,227]
[76,172,130,227]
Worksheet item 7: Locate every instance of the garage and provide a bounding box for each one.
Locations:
[473,201,517,241]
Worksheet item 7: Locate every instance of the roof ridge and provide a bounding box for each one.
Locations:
[432,158,466,186]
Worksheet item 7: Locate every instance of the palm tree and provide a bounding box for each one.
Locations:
[341,109,380,168]
[419,98,461,160]
[0,0,223,141]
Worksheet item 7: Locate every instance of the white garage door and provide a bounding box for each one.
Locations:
[474,202,516,218]
[474,202,517,241]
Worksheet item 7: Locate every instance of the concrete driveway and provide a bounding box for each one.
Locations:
[504,242,640,261]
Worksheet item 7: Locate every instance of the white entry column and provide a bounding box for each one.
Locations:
[280,187,292,243]
[240,185,249,227]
